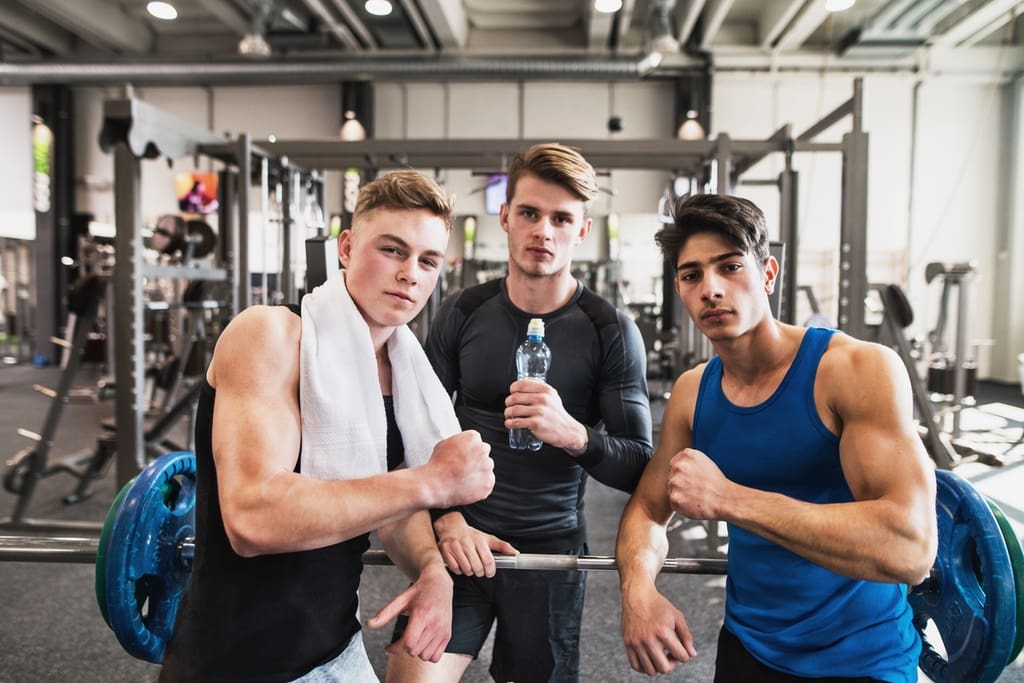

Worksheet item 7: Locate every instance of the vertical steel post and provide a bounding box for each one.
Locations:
[237,135,252,310]
[113,144,146,485]
[838,130,869,339]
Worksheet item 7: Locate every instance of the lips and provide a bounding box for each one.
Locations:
[527,247,552,257]
[386,291,414,304]
[701,309,729,321]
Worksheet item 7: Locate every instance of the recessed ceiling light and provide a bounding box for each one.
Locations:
[146,1,178,20]
[365,0,393,16]
[824,0,855,12]
[595,0,623,12]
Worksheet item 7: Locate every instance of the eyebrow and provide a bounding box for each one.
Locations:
[377,233,445,260]
[676,250,745,273]
[515,202,576,221]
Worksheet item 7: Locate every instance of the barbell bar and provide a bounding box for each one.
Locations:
[0,536,729,575]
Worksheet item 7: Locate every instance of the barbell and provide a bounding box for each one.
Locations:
[1,450,1021,682]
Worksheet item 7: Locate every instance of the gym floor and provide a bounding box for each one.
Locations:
[1,364,1022,682]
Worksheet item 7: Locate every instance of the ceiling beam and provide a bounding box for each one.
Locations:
[676,0,706,46]
[699,0,735,50]
[615,0,639,48]
[584,2,616,51]
[202,0,252,36]
[297,0,360,50]
[931,0,1024,46]
[892,0,949,31]
[0,4,73,55]
[329,0,378,49]
[417,0,469,49]
[16,0,152,53]
[760,0,807,48]
[399,0,437,50]
[773,0,829,51]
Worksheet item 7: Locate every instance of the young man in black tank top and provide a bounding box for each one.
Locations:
[616,194,937,682]
[387,144,652,682]
[159,172,496,682]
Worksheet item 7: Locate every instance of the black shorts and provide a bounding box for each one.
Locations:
[394,545,587,683]
[714,627,886,683]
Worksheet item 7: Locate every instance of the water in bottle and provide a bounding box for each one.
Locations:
[509,317,551,451]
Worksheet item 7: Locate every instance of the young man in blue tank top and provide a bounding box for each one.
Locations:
[615,193,937,683]
[159,172,496,682]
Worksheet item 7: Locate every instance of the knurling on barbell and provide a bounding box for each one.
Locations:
[95,452,1020,681]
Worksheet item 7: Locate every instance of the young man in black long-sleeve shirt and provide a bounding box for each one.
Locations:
[388,143,653,682]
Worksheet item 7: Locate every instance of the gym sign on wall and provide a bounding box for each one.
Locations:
[31,116,52,215]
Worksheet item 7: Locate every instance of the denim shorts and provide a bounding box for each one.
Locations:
[293,631,378,683]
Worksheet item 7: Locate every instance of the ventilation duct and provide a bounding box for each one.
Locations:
[0,54,673,85]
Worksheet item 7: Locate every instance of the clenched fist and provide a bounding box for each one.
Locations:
[666,448,731,520]
[425,430,495,508]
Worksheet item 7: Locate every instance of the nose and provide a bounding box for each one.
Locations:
[532,217,554,240]
[700,271,724,302]
[396,258,417,285]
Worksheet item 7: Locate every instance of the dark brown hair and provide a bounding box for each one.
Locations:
[655,193,769,267]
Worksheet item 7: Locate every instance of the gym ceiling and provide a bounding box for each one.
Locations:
[0,0,1021,82]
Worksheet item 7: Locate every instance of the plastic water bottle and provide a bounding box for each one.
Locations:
[509,318,551,451]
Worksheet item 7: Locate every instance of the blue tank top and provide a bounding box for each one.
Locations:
[692,327,919,683]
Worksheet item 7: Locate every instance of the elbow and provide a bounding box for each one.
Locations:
[905,527,938,586]
[885,519,938,586]
[221,501,276,558]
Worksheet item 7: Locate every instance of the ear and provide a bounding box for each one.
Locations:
[337,228,353,269]
[763,255,780,295]
[576,217,593,245]
[499,203,510,234]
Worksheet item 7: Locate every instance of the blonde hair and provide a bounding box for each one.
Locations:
[506,143,599,213]
[354,171,454,232]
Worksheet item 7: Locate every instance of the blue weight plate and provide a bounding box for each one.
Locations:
[95,477,136,627]
[909,469,1015,683]
[104,451,196,664]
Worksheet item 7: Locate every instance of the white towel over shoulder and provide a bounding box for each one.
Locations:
[299,271,460,480]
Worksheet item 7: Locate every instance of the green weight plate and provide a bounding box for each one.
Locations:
[95,478,135,627]
[987,498,1024,664]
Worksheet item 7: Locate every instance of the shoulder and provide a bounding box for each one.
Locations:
[208,306,301,387]
[819,332,908,406]
[450,279,502,316]
[821,332,901,376]
[662,362,707,428]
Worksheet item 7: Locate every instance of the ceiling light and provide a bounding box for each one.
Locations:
[677,110,705,141]
[339,110,367,141]
[146,1,178,20]
[365,0,393,16]
[595,0,623,12]
[238,32,272,58]
[824,0,855,12]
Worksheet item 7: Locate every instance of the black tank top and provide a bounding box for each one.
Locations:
[161,305,405,682]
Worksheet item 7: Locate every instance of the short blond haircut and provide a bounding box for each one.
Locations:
[506,143,599,214]
[354,171,454,232]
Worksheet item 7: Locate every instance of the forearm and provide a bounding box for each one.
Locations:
[578,428,652,492]
[722,484,935,584]
[616,499,671,597]
[223,466,438,557]
[380,510,447,581]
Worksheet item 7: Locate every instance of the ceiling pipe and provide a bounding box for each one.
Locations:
[0,53,679,85]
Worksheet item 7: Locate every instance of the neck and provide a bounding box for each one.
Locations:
[713,319,800,384]
[505,270,578,314]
